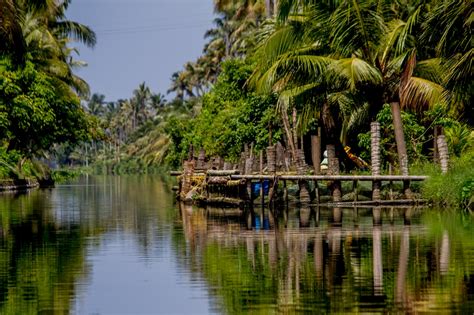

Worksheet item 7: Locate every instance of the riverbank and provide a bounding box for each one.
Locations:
[0,178,39,192]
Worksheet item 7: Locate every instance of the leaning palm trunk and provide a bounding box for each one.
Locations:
[390,102,412,198]
[281,107,297,163]
[390,102,409,175]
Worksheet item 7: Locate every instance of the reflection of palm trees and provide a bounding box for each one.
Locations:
[396,225,410,308]
[174,205,473,313]
[373,223,383,296]
[439,230,450,275]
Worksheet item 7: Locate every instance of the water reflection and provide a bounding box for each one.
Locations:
[0,176,473,314]
[176,203,474,314]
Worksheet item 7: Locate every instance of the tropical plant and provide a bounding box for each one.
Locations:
[249,0,451,174]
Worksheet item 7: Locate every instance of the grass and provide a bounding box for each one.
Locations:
[411,150,474,209]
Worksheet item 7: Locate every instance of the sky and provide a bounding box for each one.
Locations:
[67,0,215,102]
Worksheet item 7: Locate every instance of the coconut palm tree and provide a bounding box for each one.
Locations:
[131,82,152,128]
[422,0,473,124]
[86,93,106,117]
[1,0,96,97]
[250,0,447,175]
[168,70,196,101]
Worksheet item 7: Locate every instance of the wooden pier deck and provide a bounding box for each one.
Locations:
[171,169,428,206]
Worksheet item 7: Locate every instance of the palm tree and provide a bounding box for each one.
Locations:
[1,0,96,97]
[86,93,106,117]
[150,93,166,110]
[422,0,473,124]
[250,1,447,175]
[131,82,152,128]
[168,70,195,101]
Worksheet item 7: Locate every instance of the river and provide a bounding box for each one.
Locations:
[0,175,473,314]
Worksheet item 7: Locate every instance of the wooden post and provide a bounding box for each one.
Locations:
[181,160,195,199]
[371,122,381,201]
[297,149,310,204]
[311,127,322,174]
[315,180,320,204]
[389,164,394,200]
[353,180,358,202]
[197,148,206,169]
[266,146,276,174]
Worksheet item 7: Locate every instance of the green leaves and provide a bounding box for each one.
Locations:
[329,57,383,91]
[0,62,90,157]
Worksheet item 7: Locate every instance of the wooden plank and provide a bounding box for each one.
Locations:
[315,199,428,207]
[207,170,240,176]
[229,175,428,181]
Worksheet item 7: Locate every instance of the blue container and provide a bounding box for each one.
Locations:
[251,180,270,197]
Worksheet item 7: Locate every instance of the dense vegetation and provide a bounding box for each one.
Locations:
[74,0,472,207]
[0,1,472,206]
[0,0,97,180]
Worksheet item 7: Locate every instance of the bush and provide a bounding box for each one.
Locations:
[415,149,474,209]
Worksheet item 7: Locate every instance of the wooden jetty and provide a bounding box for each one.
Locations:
[171,167,428,206]
[172,122,435,206]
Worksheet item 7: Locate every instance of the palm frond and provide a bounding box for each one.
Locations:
[52,21,96,47]
[329,57,382,91]
[400,77,445,111]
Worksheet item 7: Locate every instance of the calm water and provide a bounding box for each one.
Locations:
[0,176,473,314]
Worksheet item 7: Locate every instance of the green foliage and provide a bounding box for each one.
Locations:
[166,59,280,164]
[414,149,474,209]
[0,62,91,157]
[444,123,474,157]
[358,104,426,167]
[51,168,81,183]
[425,105,474,157]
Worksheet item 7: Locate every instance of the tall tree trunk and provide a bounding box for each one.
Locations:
[396,226,410,306]
[292,108,298,151]
[439,230,450,275]
[437,135,449,174]
[371,122,381,200]
[311,128,321,174]
[390,102,408,176]
[391,102,412,198]
[281,107,297,162]
[373,221,383,296]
